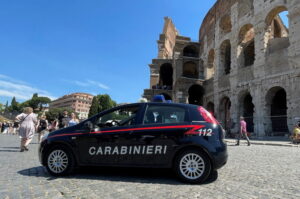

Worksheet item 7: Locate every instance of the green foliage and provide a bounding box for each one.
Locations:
[88,94,117,118]
[98,94,117,112]
[4,101,8,113]
[0,103,4,113]
[88,96,100,118]
[20,93,51,111]
[9,97,21,112]
[45,107,74,122]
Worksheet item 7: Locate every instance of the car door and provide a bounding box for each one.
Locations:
[121,104,190,167]
[75,104,143,166]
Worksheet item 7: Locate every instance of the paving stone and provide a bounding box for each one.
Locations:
[0,134,300,198]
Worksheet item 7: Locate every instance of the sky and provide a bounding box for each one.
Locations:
[0,0,218,105]
[0,1,288,105]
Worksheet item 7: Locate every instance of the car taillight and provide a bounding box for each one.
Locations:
[198,107,219,125]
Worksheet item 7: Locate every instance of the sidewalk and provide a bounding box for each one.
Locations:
[225,137,300,147]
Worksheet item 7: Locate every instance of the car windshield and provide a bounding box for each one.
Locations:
[96,106,140,128]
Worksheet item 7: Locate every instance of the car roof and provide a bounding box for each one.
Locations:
[117,102,200,109]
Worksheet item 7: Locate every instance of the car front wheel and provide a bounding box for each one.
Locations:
[174,149,211,184]
[45,146,75,176]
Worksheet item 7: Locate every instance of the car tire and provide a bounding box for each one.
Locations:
[174,149,211,184]
[45,145,75,176]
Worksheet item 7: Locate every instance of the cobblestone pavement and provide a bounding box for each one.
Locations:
[0,134,300,199]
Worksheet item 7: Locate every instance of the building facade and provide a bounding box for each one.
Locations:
[50,93,94,120]
[143,0,300,137]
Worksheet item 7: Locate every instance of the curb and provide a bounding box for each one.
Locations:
[225,139,300,148]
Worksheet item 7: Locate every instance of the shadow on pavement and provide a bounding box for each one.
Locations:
[18,166,218,185]
[0,149,20,152]
[0,146,20,152]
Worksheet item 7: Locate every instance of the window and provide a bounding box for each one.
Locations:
[95,106,140,128]
[143,105,186,124]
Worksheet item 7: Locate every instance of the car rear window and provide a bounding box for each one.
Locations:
[143,105,187,124]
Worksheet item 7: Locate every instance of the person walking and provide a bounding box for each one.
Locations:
[58,110,70,128]
[2,122,8,134]
[236,116,251,146]
[68,112,79,127]
[13,120,19,135]
[50,118,59,132]
[36,115,48,143]
[16,107,38,152]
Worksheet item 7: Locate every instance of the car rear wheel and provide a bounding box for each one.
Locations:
[45,146,75,176]
[174,149,211,184]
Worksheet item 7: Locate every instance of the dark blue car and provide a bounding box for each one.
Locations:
[39,102,227,183]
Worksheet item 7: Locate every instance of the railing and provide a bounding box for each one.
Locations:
[151,85,172,90]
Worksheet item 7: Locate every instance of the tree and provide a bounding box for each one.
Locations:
[9,97,20,112]
[45,107,74,122]
[98,94,117,112]
[88,94,117,118]
[20,93,51,111]
[0,103,4,113]
[88,96,100,118]
[4,101,8,113]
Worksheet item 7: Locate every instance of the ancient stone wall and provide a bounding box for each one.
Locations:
[144,0,300,137]
[199,0,300,136]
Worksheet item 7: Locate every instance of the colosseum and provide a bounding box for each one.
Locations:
[143,0,300,137]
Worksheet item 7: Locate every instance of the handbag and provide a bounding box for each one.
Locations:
[19,113,31,125]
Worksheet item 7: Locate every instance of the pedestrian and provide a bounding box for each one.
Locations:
[291,121,300,144]
[50,118,59,132]
[15,107,38,152]
[236,116,251,146]
[2,122,8,134]
[8,123,14,134]
[13,120,19,135]
[58,110,70,128]
[36,115,49,143]
[68,112,79,126]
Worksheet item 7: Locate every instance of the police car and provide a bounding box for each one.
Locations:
[39,101,227,183]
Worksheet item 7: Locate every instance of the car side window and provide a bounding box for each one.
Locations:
[95,106,140,128]
[143,105,186,124]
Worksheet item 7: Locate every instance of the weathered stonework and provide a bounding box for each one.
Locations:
[143,0,300,137]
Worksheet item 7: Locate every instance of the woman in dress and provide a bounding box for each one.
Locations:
[68,112,79,126]
[16,107,38,152]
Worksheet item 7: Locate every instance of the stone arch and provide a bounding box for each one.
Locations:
[182,61,198,78]
[238,24,255,67]
[159,93,172,101]
[206,101,215,117]
[238,0,254,18]
[265,6,289,45]
[183,45,199,57]
[219,96,231,130]
[238,91,255,133]
[206,49,215,79]
[188,84,205,106]
[220,40,231,75]
[219,14,232,34]
[265,86,288,135]
[159,63,173,87]
[207,49,215,69]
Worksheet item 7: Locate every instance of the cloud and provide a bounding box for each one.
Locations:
[86,80,110,90]
[65,79,110,90]
[0,74,56,101]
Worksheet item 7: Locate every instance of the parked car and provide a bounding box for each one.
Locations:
[39,102,227,183]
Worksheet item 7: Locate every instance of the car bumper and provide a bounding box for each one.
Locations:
[212,145,228,170]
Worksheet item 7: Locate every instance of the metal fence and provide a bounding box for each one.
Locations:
[224,115,292,138]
